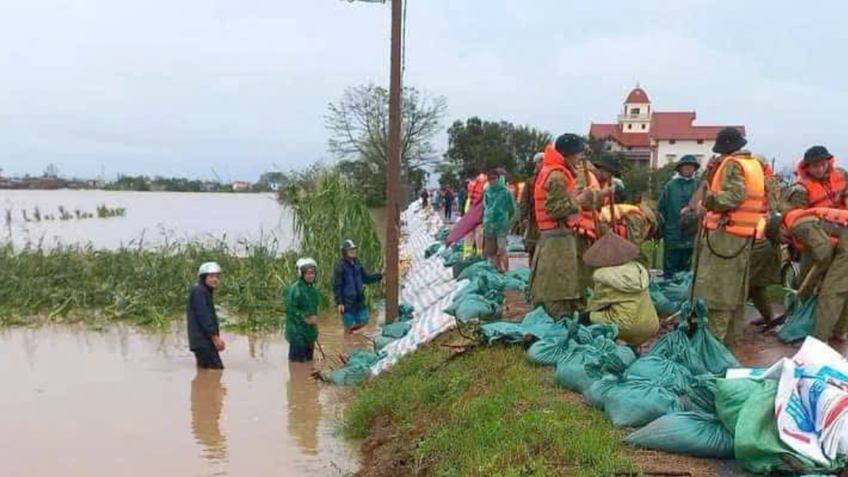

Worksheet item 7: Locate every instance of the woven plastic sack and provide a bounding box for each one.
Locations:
[398,304,415,322]
[526,335,569,367]
[373,335,395,352]
[329,351,381,385]
[454,295,501,323]
[777,295,817,344]
[457,261,496,282]
[555,344,599,394]
[604,378,682,428]
[649,282,678,316]
[381,321,411,339]
[582,347,629,410]
[424,243,443,259]
[687,300,740,375]
[624,355,693,393]
[615,345,637,368]
[583,375,619,410]
[625,412,734,459]
[682,374,719,415]
[451,256,486,278]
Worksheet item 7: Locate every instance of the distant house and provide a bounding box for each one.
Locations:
[231,181,253,192]
[590,86,746,169]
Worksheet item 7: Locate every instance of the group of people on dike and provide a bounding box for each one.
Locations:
[516,127,847,350]
[186,240,382,369]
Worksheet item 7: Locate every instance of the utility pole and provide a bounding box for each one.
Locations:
[384,0,402,324]
[345,0,403,323]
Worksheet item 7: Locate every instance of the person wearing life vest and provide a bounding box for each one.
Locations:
[746,155,784,329]
[522,152,544,259]
[766,208,848,342]
[598,203,655,254]
[785,146,848,211]
[528,133,599,318]
[592,152,627,205]
[690,127,766,346]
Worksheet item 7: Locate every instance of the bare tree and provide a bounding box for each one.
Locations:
[43,163,59,178]
[325,84,447,197]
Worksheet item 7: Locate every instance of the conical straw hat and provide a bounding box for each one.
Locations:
[583,232,640,268]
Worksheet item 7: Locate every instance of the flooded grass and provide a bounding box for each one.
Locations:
[343,336,637,477]
[0,238,298,331]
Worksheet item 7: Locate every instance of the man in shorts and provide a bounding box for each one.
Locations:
[333,240,383,335]
[483,168,516,272]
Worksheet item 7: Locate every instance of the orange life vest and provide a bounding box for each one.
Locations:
[793,158,847,208]
[782,207,848,248]
[600,204,652,239]
[470,173,487,205]
[703,153,767,239]
[534,144,598,237]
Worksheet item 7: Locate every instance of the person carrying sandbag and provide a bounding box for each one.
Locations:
[582,233,659,347]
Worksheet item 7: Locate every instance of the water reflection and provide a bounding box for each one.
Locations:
[287,361,322,455]
[191,369,229,464]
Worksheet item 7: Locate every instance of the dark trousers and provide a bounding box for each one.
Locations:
[288,343,315,362]
[193,348,224,369]
[444,205,452,220]
[663,247,693,277]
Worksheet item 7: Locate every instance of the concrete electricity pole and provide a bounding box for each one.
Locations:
[345,0,403,323]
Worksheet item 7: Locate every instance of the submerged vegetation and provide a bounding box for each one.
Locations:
[1,171,382,329]
[13,204,125,223]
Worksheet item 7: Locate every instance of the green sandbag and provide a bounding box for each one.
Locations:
[683,375,718,414]
[424,243,443,258]
[625,411,734,459]
[457,261,496,281]
[381,321,411,339]
[583,375,619,409]
[480,308,564,344]
[777,295,817,344]
[373,335,395,352]
[329,351,381,385]
[434,228,450,242]
[398,304,415,322]
[526,335,570,367]
[604,378,682,428]
[451,256,486,277]
[615,345,637,367]
[555,345,599,394]
[454,295,501,323]
[624,355,693,393]
[503,267,530,291]
[660,272,691,303]
[723,378,837,474]
[715,378,761,433]
[687,300,740,375]
[649,283,678,316]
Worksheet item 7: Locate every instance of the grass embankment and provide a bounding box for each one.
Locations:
[343,336,638,477]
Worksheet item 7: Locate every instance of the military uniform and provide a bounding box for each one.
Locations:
[747,169,783,324]
[657,156,700,276]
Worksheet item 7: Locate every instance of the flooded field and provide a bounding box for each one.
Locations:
[0,316,379,477]
[0,190,294,250]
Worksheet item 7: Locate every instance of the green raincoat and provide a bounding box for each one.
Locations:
[657,175,699,250]
[588,261,659,346]
[483,179,516,237]
[285,278,319,347]
[692,160,752,311]
[529,169,586,307]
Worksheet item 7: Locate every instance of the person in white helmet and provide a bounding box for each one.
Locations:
[286,258,320,362]
[187,262,225,369]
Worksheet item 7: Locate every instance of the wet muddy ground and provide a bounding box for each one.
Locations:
[0,316,378,477]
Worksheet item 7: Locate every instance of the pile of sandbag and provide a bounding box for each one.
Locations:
[648,271,692,316]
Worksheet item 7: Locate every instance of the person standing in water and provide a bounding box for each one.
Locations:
[333,240,383,335]
[285,258,320,362]
[187,262,226,369]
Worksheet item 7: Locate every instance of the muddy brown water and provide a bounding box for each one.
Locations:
[0,315,381,477]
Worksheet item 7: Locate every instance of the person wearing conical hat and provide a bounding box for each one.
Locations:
[583,232,659,347]
[529,133,599,318]
[657,155,700,276]
[691,127,767,346]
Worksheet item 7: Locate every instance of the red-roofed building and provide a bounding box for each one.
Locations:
[589,86,746,168]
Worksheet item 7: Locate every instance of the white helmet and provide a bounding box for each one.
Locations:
[296,257,317,277]
[197,262,222,277]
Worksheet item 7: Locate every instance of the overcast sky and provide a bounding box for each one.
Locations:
[0,0,845,181]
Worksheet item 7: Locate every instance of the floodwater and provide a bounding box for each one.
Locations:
[0,190,294,250]
[0,317,380,477]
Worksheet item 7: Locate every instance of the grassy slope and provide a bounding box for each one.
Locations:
[343,336,637,477]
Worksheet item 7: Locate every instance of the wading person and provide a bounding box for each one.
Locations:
[529,133,599,317]
[187,262,226,369]
[333,240,383,335]
[285,258,320,362]
[657,155,700,276]
[483,168,516,273]
[691,127,766,346]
